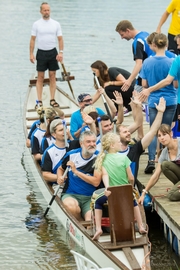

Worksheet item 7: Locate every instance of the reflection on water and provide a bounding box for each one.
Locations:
[25,192,77,270]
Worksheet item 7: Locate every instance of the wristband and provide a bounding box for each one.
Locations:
[142,189,148,194]
[59,50,63,53]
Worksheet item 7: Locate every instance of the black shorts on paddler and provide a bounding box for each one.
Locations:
[36,48,59,72]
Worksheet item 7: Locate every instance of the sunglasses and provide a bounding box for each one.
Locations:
[83,98,92,103]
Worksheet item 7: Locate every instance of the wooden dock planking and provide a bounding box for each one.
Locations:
[123,113,180,255]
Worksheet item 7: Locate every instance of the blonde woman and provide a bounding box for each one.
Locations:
[93,132,146,240]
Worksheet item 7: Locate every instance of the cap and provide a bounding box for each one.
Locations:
[77,93,90,103]
[83,105,97,115]
[50,119,62,134]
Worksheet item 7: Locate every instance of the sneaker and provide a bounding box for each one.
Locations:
[124,109,130,116]
[144,161,155,174]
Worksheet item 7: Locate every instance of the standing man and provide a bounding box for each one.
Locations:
[115,20,153,139]
[30,2,64,108]
[156,0,180,55]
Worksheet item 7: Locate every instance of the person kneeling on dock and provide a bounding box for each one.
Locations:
[139,124,180,203]
[57,130,102,221]
[92,132,147,240]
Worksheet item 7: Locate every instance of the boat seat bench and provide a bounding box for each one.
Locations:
[26,114,71,121]
[29,76,75,86]
[27,106,70,112]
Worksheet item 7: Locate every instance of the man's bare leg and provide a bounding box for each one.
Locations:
[62,197,83,221]
[36,71,45,101]
[49,70,56,100]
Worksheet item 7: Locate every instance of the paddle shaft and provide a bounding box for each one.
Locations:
[97,117,103,139]
[44,167,69,217]
[62,120,68,147]
[93,74,113,122]
[61,63,75,99]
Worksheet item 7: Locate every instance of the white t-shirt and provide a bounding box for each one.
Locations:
[31,18,62,50]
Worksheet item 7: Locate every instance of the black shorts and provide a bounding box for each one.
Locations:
[168,33,178,55]
[36,48,59,72]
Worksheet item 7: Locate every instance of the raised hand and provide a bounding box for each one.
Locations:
[81,111,94,125]
[130,90,142,105]
[112,91,123,105]
[154,97,166,113]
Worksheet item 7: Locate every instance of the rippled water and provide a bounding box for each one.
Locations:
[0,0,180,269]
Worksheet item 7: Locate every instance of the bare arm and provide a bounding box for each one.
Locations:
[104,73,126,87]
[156,11,170,33]
[30,36,36,63]
[102,166,112,196]
[138,163,162,204]
[57,166,67,185]
[92,88,117,118]
[141,97,166,150]
[139,75,174,102]
[68,161,102,187]
[127,91,143,134]
[121,59,143,91]
[42,171,57,182]
[126,166,134,186]
[112,91,124,125]
[102,167,109,188]
[56,36,64,62]
[33,153,41,162]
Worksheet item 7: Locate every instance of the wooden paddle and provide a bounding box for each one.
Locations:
[93,73,113,122]
[61,63,75,99]
[44,167,69,217]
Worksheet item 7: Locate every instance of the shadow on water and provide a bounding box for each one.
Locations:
[146,210,180,270]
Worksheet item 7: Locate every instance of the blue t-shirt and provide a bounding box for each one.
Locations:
[151,50,177,59]
[70,107,105,139]
[169,56,180,104]
[140,56,177,107]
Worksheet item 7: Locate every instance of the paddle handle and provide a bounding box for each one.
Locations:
[93,73,113,122]
[62,120,68,147]
[44,167,69,217]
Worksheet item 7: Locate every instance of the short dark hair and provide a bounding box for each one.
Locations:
[95,115,111,127]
